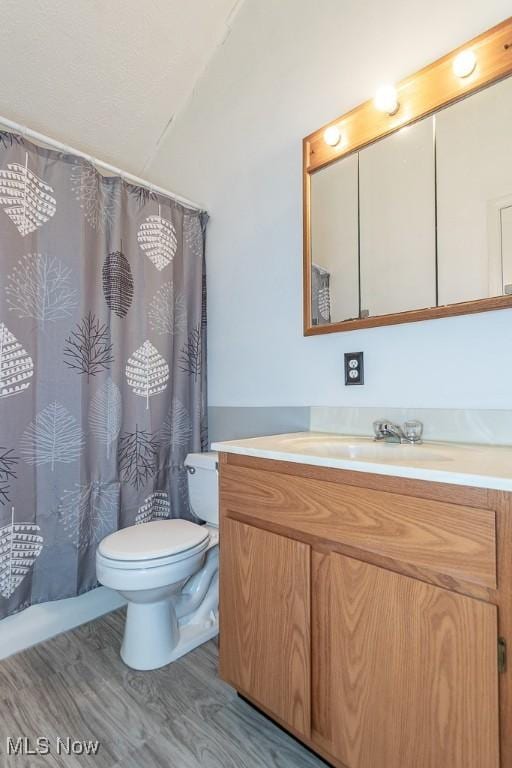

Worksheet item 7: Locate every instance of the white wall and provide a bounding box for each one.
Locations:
[146,0,512,410]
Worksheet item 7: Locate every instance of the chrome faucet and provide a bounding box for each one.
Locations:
[373,419,423,445]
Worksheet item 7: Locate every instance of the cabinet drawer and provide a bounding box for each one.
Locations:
[220,462,496,590]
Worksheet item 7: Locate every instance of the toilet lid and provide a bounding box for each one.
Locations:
[98,519,209,562]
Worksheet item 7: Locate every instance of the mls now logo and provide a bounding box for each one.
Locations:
[6,737,100,756]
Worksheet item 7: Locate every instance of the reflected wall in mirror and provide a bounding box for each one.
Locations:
[303,16,512,335]
[310,154,358,324]
[359,117,436,317]
[437,75,512,304]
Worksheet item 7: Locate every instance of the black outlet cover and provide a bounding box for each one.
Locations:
[344,352,364,385]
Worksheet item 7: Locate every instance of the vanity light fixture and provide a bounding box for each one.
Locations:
[452,49,477,78]
[323,125,341,147]
[374,84,399,115]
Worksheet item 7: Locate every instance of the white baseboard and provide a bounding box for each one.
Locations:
[0,587,126,660]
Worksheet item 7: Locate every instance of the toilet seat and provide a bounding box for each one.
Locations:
[98,519,210,570]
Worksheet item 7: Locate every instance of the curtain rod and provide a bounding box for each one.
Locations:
[0,115,206,213]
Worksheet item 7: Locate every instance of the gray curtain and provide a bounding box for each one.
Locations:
[0,131,208,619]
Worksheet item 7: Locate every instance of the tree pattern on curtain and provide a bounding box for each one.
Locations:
[0,135,208,619]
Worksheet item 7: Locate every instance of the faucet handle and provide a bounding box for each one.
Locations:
[403,420,423,443]
[373,419,387,438]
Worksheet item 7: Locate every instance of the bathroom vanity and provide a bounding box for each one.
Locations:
[212,433,512,768]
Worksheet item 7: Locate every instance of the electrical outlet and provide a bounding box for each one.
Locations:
[344,352,364,385]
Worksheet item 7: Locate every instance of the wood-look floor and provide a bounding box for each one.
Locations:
[0,610,325,768]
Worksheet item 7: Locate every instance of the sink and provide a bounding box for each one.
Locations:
[268,434,454,464]
[211,431,512,492]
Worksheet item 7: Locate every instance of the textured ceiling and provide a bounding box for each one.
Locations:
[0,0,242,175]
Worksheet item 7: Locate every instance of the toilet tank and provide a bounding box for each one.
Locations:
[184,451,219,526]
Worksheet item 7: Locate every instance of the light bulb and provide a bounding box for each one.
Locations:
[323,126,341,147]
[452,49,477,78]
[374,84,399,115]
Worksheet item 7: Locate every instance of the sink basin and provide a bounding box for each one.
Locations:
[267,434,453,464]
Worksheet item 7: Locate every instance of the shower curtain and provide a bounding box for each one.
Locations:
[311,264,331,325]
[0,131,208,619]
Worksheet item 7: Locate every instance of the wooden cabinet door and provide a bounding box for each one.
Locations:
[219,517,311,738]
[312,551,500,768]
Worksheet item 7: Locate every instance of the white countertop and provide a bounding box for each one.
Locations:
[211,431,512,491]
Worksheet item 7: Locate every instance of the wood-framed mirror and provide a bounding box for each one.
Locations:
[303,16,512,335]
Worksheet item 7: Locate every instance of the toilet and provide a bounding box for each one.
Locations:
[96,451,219,671]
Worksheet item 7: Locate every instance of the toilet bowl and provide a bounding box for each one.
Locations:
[96,451,219,671]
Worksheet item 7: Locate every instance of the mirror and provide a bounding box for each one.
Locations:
[303,17,512,334]
[310,153,358,324]
[359,117,436,317]
[436,75,512,304]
